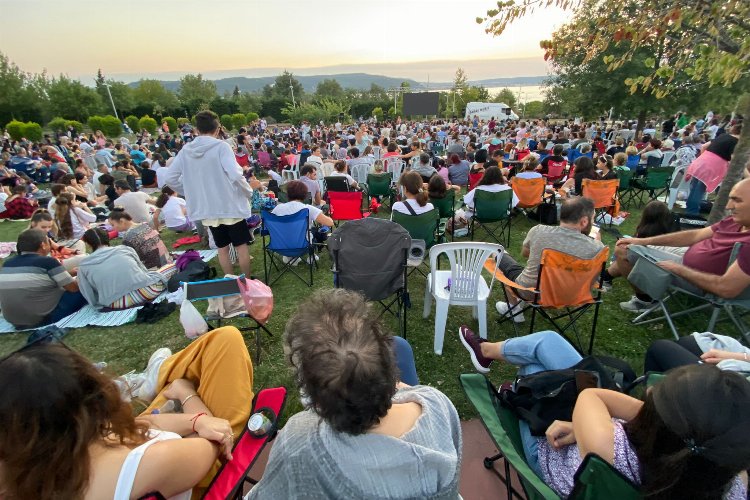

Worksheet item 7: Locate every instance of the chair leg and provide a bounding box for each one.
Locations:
[472,305,478,319]
[433,299,449,355]
[423,282,433,318]
[477,300,487,340]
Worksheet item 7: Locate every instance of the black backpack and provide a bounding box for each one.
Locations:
[498,356,636,436]
[167,260,216,292]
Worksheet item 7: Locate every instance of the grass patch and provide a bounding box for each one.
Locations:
[0,199,703,419]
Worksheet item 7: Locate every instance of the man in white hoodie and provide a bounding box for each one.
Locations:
[164,111,254,278]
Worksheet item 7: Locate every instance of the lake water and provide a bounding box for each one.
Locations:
[485,85,545,103]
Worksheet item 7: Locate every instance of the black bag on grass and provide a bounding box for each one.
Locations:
[497,355,636,436]
[167,260,216,292]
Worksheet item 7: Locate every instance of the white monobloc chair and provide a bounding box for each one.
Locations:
[281,154,301,184]
[423,242,501,355]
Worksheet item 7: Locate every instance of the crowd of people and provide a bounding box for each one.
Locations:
[0,107,749,499]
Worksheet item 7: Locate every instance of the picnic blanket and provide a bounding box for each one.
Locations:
[0,249,219,334]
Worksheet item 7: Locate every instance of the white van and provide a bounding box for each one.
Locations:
[464,102,519,121]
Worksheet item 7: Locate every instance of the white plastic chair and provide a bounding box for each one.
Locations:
[423,242,502,355]
[372,146,381,159]
[661,151,676,166]
[351,163,370,185]
[385,158,406,186]
[281,155,300,184]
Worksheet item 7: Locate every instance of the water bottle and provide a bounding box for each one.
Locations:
[151,399,178,414]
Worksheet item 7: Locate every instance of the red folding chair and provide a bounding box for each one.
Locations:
[543,159,567,185]
[328,191,370,225]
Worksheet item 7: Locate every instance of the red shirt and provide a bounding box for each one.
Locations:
[682,217,750,275]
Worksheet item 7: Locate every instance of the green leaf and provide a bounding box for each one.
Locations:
[644,57,655,68]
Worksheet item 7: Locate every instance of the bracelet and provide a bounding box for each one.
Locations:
[181,393,198,407]
[191,412,207,433]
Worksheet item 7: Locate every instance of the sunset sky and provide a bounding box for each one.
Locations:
[1,0,570,83]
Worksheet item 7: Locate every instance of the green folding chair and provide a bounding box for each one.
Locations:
[366,172,395,210]
[459,373,640,500]
[630,166,674,207]
[392,208,442,276]
[616,168,634,209]
[469,189,513,247]
[429,189,456,241]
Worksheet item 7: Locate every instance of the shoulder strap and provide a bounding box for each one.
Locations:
[403,199,418,216]
[114,433,178,500]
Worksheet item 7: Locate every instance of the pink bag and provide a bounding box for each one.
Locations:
[236,277,274,325]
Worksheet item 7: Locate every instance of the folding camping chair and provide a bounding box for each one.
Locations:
[469,189,513,247]
[616,168,635,209]
[391,208,442,277]
[542,159,567,185]
[485,247,610,354]
[630,165,674,207]
[328,191,370,225]
[329,218,411,338]
[366,172,395,210]
[261,209,315,287]
[429,190,457,241]
[629,242,750,342]
[423,243,500,355]
[183,276,274,364]
[202,387,288,500]
[323,176,351,194]
[581,179,619,226]
[459,373,640,500]
[512,177,545,212]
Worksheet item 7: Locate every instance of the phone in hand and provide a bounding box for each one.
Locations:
[589,224,600,238]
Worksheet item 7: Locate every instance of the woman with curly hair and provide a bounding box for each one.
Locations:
[0,326,254,499]
[247,289,461,498]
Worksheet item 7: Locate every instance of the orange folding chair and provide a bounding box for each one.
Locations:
[328,191,370,226]
[511,177,546,210]
[484,247,609,354]
[582,179,619,226]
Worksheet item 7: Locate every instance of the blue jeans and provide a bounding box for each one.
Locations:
[685,177,706,215]
[393,336,419,386]
[500,331,582,476]
[45,291,87,324]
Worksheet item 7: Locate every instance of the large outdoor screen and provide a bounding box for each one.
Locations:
[403,92,440,116]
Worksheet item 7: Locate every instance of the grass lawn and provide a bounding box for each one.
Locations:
[0,195,708,419]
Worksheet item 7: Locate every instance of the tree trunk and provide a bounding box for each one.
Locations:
[708,93,750,224]
[635,109,646,140]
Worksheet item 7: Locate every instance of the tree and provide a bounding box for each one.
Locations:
[125,115,140,133]
[0,52,48,124]
[177,74,218,115]
[315,79,345,101]
[263,71,304,104]
[491,88,517,110]
[138,115,158,134]
[163,116,178,133]
[132,79,180,117]
[47,75,102,121]
[101,80,135,116]
[479,0,749,223]
[524,100,544,118]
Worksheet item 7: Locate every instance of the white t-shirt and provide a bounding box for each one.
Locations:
[70,207,97,239]
[330,171,356,187]
[463,184,519,211]
[161,196,188,228]
[271,200,322,227]
[155,166,169,188]
[114,191,152,223]
[391,198,435,216]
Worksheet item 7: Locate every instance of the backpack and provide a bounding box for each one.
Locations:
[498,355,636,436]
[167,260,216,292]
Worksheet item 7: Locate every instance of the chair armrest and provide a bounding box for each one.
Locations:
[482,259,539,295]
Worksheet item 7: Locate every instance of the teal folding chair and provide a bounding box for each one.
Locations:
[429,189,457,241]
[460,373,640,500]
[469,189,513,247]
[631,166,674,207]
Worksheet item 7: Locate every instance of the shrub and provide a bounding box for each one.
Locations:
[190,115,197,126]
[48,117,68,133]
[163,116,178,133]
[138,115,158,134]
[22,122,43,142]
[100,115,123,137]
[87,115,105,134]
[232,113,247,131]
[372,107,384,121]
[177,117,189,127]
[125,115,140,133]
[220,114,233,129]
[5,120,25,141]
[246,112,259,123]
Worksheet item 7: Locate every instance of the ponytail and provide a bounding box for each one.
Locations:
[54,193,74,239]
[399,171,428,207]
[155,186,175,208]
[82,227,110,251]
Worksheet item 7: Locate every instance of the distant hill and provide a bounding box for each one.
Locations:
[126,73,546,94]
[130,73,422,94]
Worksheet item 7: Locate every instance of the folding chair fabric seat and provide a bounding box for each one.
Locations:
[261,209,315,287]
[366,172,395,209]
[323,176,351,193]
[469,189,513,247]
[543,159,567,185]
[631,166,674,206]
[581,179,619,225]
[512,177,546,210]
[429,190,457,241]
[329,218,411,337]
[328,191,370,224]
[459,373,640,500]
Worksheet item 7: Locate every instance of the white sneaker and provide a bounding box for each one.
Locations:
[496,301,525,323]
[619,296,656,313]
[115,371,146,403]
[135,348,172,403]
[282,256,301,266]
[304,254,320,264]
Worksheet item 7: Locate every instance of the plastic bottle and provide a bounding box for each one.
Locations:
[151,399,177,414]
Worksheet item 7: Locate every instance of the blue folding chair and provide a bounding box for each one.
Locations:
[261,209,315,287]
